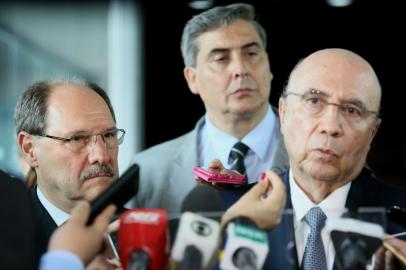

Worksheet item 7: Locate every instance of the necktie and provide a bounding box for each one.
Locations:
[229,141,249,176]
[302,207,327,270]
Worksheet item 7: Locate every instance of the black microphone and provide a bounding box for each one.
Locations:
[326,215,384,270]
[387,205,406,227]
[181,184,225,214]
[87,163,139,225]
[220,216,269,270]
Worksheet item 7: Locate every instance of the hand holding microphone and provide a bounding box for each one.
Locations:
[222,170,286,229]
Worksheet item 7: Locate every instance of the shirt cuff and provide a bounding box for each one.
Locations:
[39,250,84,270]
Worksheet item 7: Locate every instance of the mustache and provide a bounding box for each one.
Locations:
[80,164,115,182]
[227,79,257,94]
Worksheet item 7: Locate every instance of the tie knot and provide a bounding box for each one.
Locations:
[229,142,249,176]
[230,142,249,159]
[304,207,326,233]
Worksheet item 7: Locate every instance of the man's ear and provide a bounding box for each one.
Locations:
[183,66,199,95]
[370,118,382,141]
[278,97,286,134]
[18,131,38,168]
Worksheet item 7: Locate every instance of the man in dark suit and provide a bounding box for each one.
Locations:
[15,80,124,269]
[0,170,39,270]
[213,48,406,270]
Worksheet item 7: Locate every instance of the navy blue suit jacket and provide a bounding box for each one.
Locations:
[219,168,406,270]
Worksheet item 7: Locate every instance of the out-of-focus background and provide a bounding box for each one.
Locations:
[0,0,404,186]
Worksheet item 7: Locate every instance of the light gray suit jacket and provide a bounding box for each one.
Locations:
[132,114,289,213]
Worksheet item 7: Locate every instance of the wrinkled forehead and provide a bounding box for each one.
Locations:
[288,51,381,110]
[45,84,115,132]
[196,20,264,55]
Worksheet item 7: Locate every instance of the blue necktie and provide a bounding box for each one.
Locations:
[302,207,327,270]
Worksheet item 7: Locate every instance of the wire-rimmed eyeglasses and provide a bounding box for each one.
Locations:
[282,89,380,123]
[35,128,125,153]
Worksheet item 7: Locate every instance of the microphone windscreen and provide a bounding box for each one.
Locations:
[181,184,224,214]
[387,206,406,227]
[220,216,269,270]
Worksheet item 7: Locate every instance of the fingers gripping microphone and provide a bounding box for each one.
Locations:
[171,212,221,270]
[118,209,169,270]
[220,217,269,270]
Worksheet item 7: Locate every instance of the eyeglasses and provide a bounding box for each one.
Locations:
[35,128,125,153]
[282,89,380,124]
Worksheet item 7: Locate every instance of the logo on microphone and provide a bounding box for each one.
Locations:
[191,220,212,236]
[124,212,162,224]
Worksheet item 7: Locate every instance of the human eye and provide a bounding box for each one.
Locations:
[70,134,87,142]
[302,94,325,114]
[247,50,258,57]
[341,105,362,118]
[213,54,228,63]
[103,130,117,139]
[68,134,89,149]
[304,95,323,106]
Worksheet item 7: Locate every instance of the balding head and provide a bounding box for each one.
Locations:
[286,48,381,112]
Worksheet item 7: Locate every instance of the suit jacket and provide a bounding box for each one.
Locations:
[31,186,58,256]
[220,168,406,269]
[31,185,127,256]
[132,113,289,213]
[0,170,40,270]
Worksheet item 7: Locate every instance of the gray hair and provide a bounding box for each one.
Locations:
[181,3,267,67]
[15,78,116,135]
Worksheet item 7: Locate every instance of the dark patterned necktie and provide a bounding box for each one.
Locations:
[302,207,327,270]
[229,141,249,177]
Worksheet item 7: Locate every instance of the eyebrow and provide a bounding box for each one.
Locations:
[305,88,369,109]
[68,127,117,137]
[208,42,262,57]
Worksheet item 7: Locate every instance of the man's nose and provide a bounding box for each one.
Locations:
[318,105,344,137]
[232,55,249,78]
[88,135,111,164]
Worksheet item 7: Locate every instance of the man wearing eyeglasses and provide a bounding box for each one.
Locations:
[204,48,406,269]
[15,80,124,269]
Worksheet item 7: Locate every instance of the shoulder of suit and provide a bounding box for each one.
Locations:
[132,129,196,161]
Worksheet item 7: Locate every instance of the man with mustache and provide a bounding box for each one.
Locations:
[16,79,124,269]
[131,3,288,212]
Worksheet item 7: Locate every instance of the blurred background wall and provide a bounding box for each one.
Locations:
[0,0,404,185]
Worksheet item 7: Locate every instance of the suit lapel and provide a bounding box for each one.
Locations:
[163,119,201,212]
[265,171,300,269]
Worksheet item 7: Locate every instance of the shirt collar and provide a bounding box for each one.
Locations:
[205,104,275,161]
[289,168,351,224]
[37,187,70,226]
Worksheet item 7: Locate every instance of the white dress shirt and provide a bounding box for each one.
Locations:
[37,187,70,226]
[289,169,351,270]
[198,104,278,183]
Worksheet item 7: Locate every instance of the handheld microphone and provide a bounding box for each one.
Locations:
[220,216,269,270]
[326,216,384,270]
[387,205,406,227]
[171,212,221,270]
[87,163,139,225]
[118,209,169,270]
